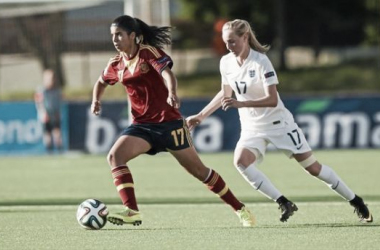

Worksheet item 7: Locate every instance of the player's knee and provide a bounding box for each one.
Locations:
[234,160,258,174]
[233,159,241,168]
[106,152,114,167]
[305,163,322,176]
[234,161,249,172]
[233,148,259,171]
[298,155,321,176]
[107,151,123,167]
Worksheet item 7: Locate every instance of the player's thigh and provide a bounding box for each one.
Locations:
[108,135,151,165]
[269,122,311,158]
[164,119,194,152]
[52,127,61,138]
[235,132,267,165]
[170,146,209,180]
[44,122,53,133]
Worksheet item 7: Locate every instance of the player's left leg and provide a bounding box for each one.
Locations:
[106,134,151,226]
[294,151,373,223]
[234,147,298,222]
[43,122,53,152]
[52,127,62,151]
[170,146,255,227]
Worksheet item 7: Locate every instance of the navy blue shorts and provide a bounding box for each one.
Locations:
[43,120,61,133]
[121,119,193,155]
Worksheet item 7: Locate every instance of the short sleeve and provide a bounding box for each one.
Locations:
[101,62,120,85]
[260,55,278,86]
[220,57,229,85]
[144,46,173,74]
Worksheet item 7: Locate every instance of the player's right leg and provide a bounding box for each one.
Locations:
[170,146,255,227]
[349,195,373,223]
[106,134,151,226]
[294,151,373,223]
[107,207,142,226]
[234,147,298,222]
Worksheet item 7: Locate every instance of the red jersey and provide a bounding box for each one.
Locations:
[100,45,182,124]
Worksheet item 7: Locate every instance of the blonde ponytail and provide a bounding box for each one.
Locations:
[223,19,269,53]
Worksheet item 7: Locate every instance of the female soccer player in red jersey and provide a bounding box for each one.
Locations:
[91,15,255,227]
[187,19,373,223]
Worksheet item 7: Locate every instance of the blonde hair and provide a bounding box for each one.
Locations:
[223,19,269,53]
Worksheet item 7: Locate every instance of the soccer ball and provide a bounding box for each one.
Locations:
[76,199,109,230]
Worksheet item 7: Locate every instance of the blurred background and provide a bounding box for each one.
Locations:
[0,0,379,155]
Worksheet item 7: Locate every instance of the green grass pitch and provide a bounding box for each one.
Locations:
[0,150,379,249]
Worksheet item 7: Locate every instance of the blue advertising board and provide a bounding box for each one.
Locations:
[285,96,380,149]
[68,101,130,153]
[68,95,380,154]
[0,102,69,155]
[67,100,240,154]
[2,95,380,155]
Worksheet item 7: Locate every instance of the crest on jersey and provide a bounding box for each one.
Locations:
[249,70,255,78]
[139,62,150,74]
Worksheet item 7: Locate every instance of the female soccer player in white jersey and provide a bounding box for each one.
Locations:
[187,19,373,223]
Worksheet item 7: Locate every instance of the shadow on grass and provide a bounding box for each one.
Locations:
[259,223,380,229]
[102,222,380,231]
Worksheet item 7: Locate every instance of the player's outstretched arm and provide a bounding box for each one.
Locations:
[186,84,233,130]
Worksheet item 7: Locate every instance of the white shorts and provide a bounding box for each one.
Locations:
[236,120,311,163]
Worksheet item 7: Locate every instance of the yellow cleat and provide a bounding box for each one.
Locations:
[236,206,256,227]
[107,207,142,226]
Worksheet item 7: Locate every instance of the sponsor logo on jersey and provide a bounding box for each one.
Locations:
[264,71,275,78]
[249,70,255,78]
[139,62,150,74]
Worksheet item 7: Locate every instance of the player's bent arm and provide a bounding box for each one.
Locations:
[162,67,180,109]
[161,67,177,95]
[91,79,108,115]
[92,78,108,102]
[241,84,278,108]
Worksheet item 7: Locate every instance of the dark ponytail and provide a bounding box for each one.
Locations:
[112,15,172,49]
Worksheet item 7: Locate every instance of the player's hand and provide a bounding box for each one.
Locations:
[221,97,242,111]
[91,100,101,116]
[186,114,202,131]
[167,93,181,109]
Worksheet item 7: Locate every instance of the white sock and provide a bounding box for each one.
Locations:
[316,165,355,201]
[238,163,282,201]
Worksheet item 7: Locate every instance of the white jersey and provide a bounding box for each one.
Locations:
[220,49,294,131]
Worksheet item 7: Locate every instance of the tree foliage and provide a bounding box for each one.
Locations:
[179,0,378,48]
[178,0,378,69]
